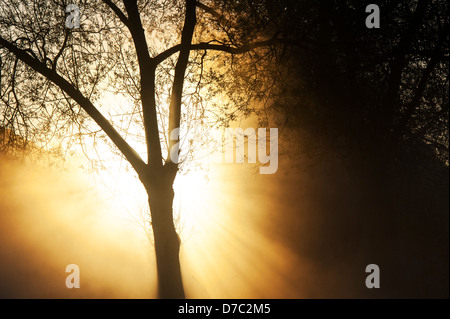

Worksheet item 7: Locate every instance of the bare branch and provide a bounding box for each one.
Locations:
[167,0,197,165]
[195,1,231,26]
[0,35,146,174]
[52,30,69,70]
[153,38,277,65]
[123,0,162,165]
[102,0,129,26]
[396,53,441,134]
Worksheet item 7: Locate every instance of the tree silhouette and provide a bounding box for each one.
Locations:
[237,0,449,163]
[0,0,282,298]
[1,0,448,299]
[233,0,448,297]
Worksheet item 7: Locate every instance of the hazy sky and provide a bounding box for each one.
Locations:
[1,132,447,298]
[0,145,324,298]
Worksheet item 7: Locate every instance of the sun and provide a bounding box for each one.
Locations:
[172,168,215,236]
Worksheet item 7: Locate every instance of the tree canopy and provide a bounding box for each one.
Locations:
[1,0,448,299]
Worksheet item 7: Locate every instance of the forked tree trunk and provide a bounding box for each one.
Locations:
[142,164,185,299]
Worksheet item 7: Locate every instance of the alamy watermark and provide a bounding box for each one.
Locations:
[170,127,278,175]
[65,3,380,30]
[65,4,80,29]
[365,4,380,29]
[365,264,380,289]
[65,264,80,288]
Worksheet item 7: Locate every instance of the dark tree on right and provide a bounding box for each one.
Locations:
[222,0,449,298]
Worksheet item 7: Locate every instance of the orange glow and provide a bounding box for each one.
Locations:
[0,157,156,298]
[1,142,312,298]
[175,164,308,298]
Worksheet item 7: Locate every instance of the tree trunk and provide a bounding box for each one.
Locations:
[142,164,185,299]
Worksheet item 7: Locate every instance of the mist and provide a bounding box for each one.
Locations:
[1,130,448,299]
[0,156,156,298]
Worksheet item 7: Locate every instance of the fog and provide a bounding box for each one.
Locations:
[1,137,448,298]
[0,157,156,298]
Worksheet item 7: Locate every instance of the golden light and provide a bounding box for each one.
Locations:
[0,88,309,298]
[88,137,310,298]
[173,163,309,298]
